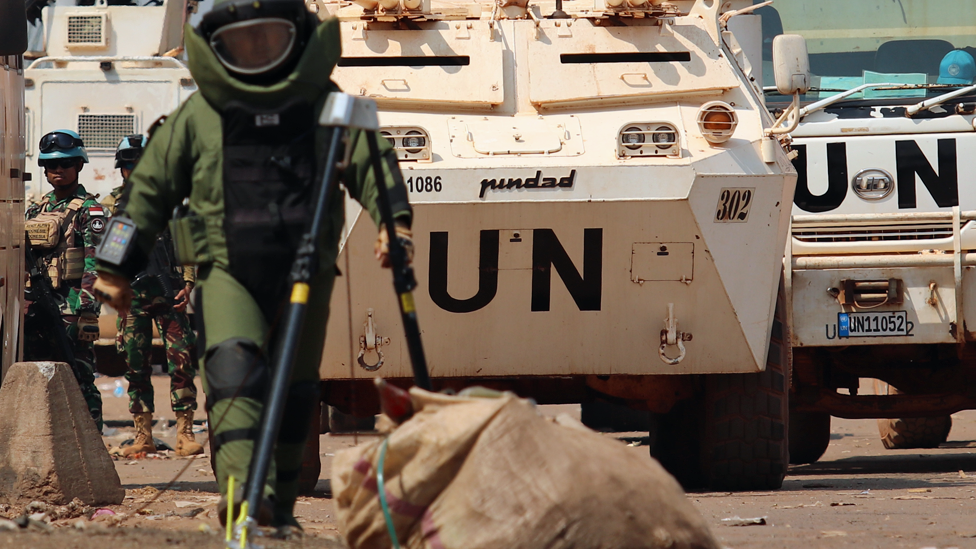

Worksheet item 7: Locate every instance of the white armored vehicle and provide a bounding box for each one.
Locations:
[24,0,197,201]
[764,0,976,463]
[24,0,199,373]
[316,0,805,490]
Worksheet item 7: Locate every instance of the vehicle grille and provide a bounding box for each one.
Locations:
[793,223,954,243]
[78,114,136,150]
[67,15,105,45]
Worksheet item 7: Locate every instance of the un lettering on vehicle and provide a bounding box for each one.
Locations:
[427,228,602,313]
[790,135,970,214]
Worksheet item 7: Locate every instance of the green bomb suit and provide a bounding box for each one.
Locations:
[97,19,411,527]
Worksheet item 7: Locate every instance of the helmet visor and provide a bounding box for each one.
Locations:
[40,132,84,153]
[116,147,143,162]
[209,18,297,75]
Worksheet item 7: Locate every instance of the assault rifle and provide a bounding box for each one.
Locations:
[140,229,182,304]
[23,239,80,377]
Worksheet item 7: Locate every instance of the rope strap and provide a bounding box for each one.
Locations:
[377,437,401,549]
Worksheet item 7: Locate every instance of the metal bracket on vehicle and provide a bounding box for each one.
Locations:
[659,303,692,365]
[953,206,966,346]
[358,308,390,371]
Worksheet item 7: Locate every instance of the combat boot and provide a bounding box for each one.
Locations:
[122,412,156,457]
[175,410,204,456]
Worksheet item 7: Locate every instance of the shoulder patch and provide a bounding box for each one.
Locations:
[90,217,106,233]
[88,204,105,217]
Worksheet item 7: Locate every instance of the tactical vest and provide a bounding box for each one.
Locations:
[222,98,322,320]
[101,189,123,216]
[25,196,88,289]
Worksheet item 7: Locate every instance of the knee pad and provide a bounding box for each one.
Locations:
[204,337,270,408]
[277,381,320,445]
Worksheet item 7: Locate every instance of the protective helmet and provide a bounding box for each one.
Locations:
[115,134,148,169]
[37,129,89,164]
[938,50,976,85]
[198,0,312,78]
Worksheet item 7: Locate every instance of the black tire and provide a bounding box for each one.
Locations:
[788,412,831,464]
[581,401,652,432]
[698,286,790,491]
[877,417,952,449]
[874,380,952,449]
[328,406,376,434]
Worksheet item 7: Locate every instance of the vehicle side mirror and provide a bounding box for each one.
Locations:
[0,1,28,56]
[772,34,810,95]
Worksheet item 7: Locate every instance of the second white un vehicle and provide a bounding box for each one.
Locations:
[767,0,976,462]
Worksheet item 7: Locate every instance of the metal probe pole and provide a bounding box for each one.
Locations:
[240,124,345,533]
[364,131,432,390]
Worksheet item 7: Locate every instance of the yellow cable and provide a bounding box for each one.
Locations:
[225,476,235,542]
[238,501,250,549]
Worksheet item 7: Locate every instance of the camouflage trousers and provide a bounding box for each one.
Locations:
[23,308,104,431]
[117,277,198,414]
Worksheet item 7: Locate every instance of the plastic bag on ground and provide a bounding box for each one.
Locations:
[333,388,719,549]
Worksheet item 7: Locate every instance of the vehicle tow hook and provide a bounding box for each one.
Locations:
[659,303,692,365]
[358,308,391,371]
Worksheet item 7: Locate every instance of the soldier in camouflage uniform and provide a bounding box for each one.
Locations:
[24,129,105,430]
[103,134,204,457]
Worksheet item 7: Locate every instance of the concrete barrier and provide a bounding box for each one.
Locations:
[0,362,124,504]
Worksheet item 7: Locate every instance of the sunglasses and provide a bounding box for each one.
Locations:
[39,132,84,154]
[40,158,81,170]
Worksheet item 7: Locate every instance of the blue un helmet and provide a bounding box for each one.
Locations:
[37,129,89,164]
[115,134,148,169]
[938,50,976,85]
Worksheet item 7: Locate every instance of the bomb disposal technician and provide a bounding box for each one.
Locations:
[92,0,413,534]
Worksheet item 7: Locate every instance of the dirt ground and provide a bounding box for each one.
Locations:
[4,375,976,548]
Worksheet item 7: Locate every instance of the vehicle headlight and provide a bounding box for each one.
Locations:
[651,125,677,150]
[402,131,426,152]
[380,127,431,161]
[617,123,679,158]
[621,126,645,150]
[697,101,738,144]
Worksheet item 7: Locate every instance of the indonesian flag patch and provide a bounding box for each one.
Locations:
[88,205,105,217]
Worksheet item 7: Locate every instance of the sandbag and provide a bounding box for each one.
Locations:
[333,388,719,549]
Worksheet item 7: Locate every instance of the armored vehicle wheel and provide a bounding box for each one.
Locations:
[788,412,831,464]
[874,380,951,449]
[581,401,652,432]
[698,293,789,491]
[650,290,790,491]
[877,416,952,449]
